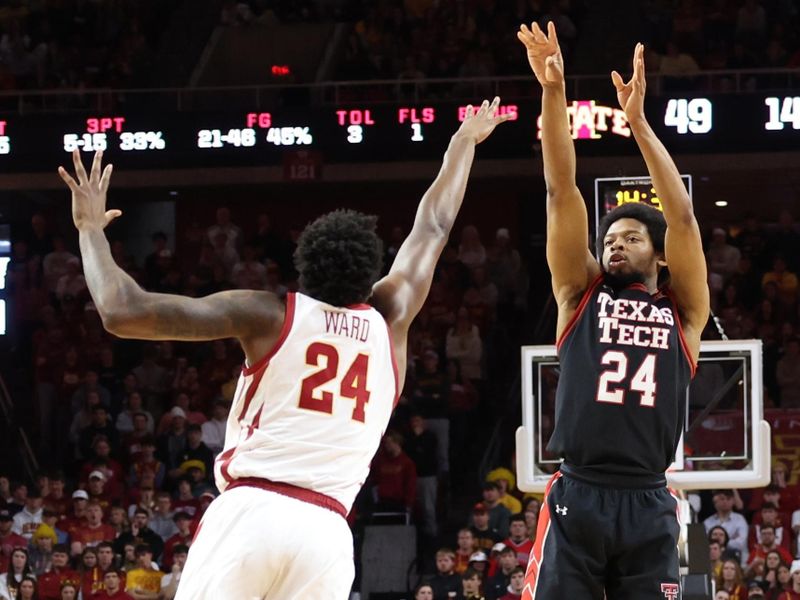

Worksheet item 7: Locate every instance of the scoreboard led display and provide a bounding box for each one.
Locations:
[0,94,796,172]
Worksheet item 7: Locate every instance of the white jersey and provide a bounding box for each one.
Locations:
[214,292,399,513]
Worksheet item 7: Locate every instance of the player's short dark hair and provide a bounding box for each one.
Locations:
[595,203,668,282]
[294,209,383,307]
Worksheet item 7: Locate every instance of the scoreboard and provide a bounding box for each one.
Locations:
[0,93,797,172]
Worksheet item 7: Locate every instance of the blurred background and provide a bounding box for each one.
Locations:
[0,1,798,599]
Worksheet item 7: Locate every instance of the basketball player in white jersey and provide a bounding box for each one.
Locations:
[59,97,510,600]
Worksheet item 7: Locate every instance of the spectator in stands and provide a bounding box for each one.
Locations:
[40,511,66,547]
[174,425,213,482]
[485,546,519,600]
[124,544,164,600]
[446,308,482,382]
[749,525,794,567]
[200,400,227,456]
[85,470,119,514]
[454,528,476,574]
[481,482,510,539]
[70,502,114,557]
[779,561,800,599]
[14,575,37,600]
[414,583,434,600]
[43,237,78,294]
[78,407,118,461]
[497,566,524,600]
[0,547,34,600]
[412,350,450,474]
[171,481,198,518]
[161,514,191,572]
[120,413,153,466]
[458,226,486,270]
[708,228,741,281]
[485,469,521,515]
[54,257,86,303]
[371,431,417,516]
[705,490,750,563]
[116,393,154,436]
[107,507,129,540]
[43,475,67,520]
[132,346,169,407]
[28,524,56,574]
[762,256,798,311]
[159,543,187,600]
[459,567,484,600]
[774,563,792,597]
[37,544,78,600]
[736,0,767,43]
[406,413,439,538]
[114,511,163,562]
[776,338,800,408]
[127,487,155,522]
[0,509,26,569]
[11,489,43,542]
[59,582,78,600]
[430,548,460,600]
[148,494,177,542]
[715,591,731,600]
[59,491,88,541]
[157,408,188,482]
[6,483,27,516]
[470,502,502,554]
[503,514,532,568]
[129,439,164,490]
[96,542,118,576]
[718,558,747,600]
[750,503,791,553]
[207,207,241,251]
[75,546,103,598]
[231,243,267,290]
[94,569,133,600]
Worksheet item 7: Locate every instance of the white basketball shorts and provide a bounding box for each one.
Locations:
[175,485,355,600]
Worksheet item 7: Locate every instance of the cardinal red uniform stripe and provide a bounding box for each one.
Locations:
[521,471,562,600]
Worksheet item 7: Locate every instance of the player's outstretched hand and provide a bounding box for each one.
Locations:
[58,149,120,232]
[611,43,647,123]
[517,21,564,87]
[456,97,511,144]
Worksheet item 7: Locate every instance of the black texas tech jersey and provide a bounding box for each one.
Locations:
[547,275,696,480]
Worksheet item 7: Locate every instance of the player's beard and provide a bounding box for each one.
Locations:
[603,268,646,290]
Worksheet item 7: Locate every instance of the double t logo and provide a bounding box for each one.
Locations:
[660,583,679,599]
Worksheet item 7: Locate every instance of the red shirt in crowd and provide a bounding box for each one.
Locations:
[82,567,105,598]
[43,493,70,519]
[0,531,28,573]
[38,568,80,600]
[161,532,192,570]
[73,523,117,548]
[371,450,417,509]
[454,550,471,574]
[747,543,793,566]
[778,592,800,600]
[503,537,533,567]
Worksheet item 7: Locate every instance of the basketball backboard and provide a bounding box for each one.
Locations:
[516,339,770,492]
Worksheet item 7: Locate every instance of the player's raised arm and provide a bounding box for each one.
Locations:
[58,150,281,348]
[518,22,599,333]
[371,98,510,334]
[611,44,709,358]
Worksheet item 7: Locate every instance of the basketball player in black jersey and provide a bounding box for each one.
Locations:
[517,23,710,600]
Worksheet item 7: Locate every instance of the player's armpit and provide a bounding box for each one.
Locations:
[105,288,283,343]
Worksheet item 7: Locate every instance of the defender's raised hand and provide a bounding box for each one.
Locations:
[517,21,564,87]
[611,43,647,123]
[58,149,120,231]
[456,97,511,144]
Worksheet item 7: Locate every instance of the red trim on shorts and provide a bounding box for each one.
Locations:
[227,477,347,519]
[383,320,401,408]
[556,275,603,352]
[664,289,697,378]
[522,471,562,600]
[241,292,296,376]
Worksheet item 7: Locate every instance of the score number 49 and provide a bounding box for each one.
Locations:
[664,98,712,134]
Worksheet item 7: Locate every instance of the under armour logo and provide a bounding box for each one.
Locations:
[555,504,568,516]
[661,583,679,600]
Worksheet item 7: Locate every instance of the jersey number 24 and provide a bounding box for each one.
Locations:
[298,342,371,422]
[596,350,657,407]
